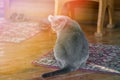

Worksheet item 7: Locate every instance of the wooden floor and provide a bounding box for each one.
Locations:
[0,23,120,80]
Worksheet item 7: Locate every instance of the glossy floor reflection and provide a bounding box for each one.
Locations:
[0,23,120,80]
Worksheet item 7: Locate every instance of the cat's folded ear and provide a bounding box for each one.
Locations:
[58,17,67,23]
[48,15,54,22]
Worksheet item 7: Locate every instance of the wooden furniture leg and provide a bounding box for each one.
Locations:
[95,0,114,37]
[107,0,114,29]
[95,0,107,37]
[54,0,65,15]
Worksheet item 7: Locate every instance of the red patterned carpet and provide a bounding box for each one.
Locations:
[32,44,120,75]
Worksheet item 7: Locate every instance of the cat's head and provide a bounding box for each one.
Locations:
[48,15,67,32]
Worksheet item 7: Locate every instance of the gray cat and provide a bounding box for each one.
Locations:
[42,15,89,78]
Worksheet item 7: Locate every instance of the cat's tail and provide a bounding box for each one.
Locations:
[42,67,72,78]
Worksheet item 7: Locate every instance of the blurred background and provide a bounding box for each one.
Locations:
[0,0,120,24]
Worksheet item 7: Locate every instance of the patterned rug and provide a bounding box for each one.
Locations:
[0,19,40,43]
[32,44,120,75]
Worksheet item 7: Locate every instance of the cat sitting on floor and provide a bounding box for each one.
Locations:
[42,15,89,78]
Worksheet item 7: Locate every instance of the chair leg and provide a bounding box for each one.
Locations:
[54,0,64,15]
[95,0,107,37]
[107,0,115,29]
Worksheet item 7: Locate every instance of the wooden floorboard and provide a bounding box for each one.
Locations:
[0,24,120,80]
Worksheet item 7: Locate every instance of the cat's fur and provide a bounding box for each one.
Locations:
[42,15,89,78]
